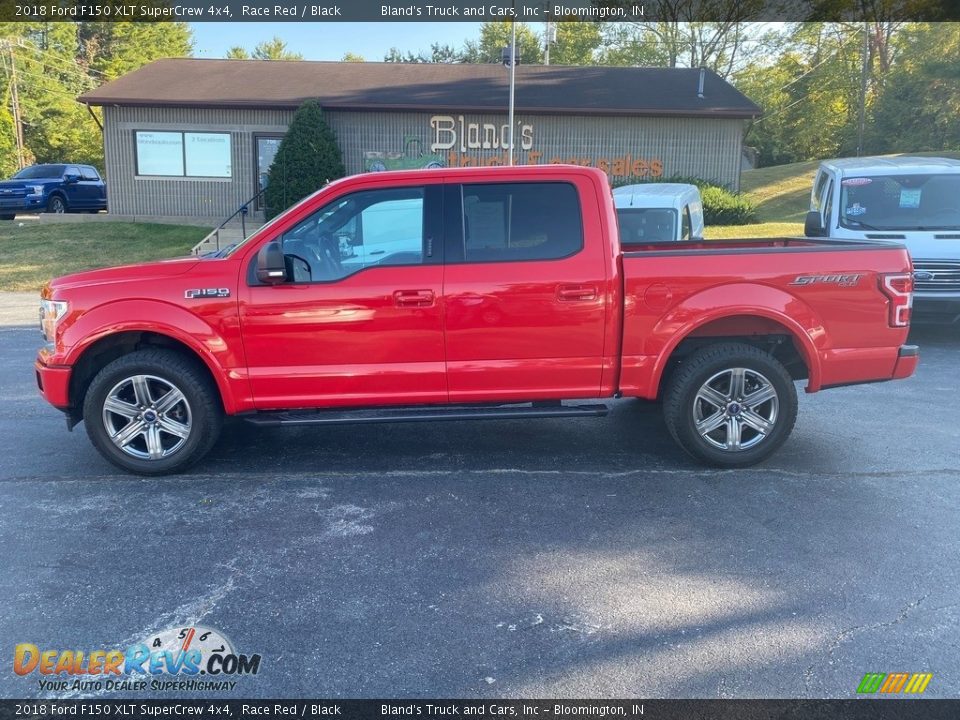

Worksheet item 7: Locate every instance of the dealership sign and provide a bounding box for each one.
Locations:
[427,114,663,178]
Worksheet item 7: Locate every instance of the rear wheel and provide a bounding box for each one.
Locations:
[83,349,223,475]
[47,195,66,214]
[663,342,798,467]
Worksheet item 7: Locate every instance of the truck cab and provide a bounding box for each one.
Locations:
[805,156,960,324]
[613,183,704,244]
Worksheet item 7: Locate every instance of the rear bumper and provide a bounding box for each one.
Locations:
[892,344,919,380]
[35,359,71,409]
[912,292,960,324]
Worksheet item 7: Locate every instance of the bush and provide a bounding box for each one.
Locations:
[610,175,758,226]
[699,186,758,225]
[264,100,345,219]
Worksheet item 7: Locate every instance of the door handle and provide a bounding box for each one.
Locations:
[393,289,435,308]
[556,284,598,302]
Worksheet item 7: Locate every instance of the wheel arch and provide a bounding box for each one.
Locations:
[651,303,824,400]
[66,329,234,422]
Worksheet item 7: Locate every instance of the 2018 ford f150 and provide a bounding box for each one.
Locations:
[36,166,918,475]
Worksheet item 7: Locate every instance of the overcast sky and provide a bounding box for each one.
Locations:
[190,22,486,62]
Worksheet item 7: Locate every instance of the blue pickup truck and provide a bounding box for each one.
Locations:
[0,164,107,219]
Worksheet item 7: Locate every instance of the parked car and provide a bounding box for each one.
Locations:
[613,183,705,243]
[0,163,107,219]
[805,156,960,324]
[36,165,917,475]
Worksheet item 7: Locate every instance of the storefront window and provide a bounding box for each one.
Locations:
[135,131,232,178]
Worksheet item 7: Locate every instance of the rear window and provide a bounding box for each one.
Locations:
[839,174,960,230]
[458,182,583,263]
[618,208,678,244]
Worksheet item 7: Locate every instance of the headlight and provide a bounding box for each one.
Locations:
[40,299,68,342]
[29,185,44,195]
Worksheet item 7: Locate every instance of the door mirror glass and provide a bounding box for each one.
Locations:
[804,211,825,237]
[256,241,287,284]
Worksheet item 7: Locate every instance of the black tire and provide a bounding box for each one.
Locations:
[83,349,223,475]
[663,342,798,468]
[47,195,67,214]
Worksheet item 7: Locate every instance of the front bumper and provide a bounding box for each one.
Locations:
[912,292,960,324]
[35,358,71,409]
[0,196,45,213]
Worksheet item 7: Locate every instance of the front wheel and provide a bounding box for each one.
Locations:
[663,342,798,467]
[83,349,223,475]
[47,195,66,213]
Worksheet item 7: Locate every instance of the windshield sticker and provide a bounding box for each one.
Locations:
[842,177,873,186]
[899,188,922,209]
[846,203,867,216]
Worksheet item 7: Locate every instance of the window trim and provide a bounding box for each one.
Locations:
[443,180,585,266]
[133,130,233,179]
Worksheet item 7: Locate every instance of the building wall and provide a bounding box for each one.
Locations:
[102,105,745,219]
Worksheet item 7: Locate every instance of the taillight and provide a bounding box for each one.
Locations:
[880,273,913,327]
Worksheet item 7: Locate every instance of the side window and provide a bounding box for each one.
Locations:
[822,179,835,229]
[80,167,100,181]
[458,182,582,263]
[812,170,828,211]
[280,187,425,283]
[65,166,81,178]
[680,206,692,241]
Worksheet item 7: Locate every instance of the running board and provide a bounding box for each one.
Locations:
[244,402,609,427]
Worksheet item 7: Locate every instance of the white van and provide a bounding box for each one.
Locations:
[613,183,705,244]
[805,156,960,323]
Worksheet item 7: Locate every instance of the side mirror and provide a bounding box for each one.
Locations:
[64,173,80,184]
[804,211,825,237]
[256,241,287,284]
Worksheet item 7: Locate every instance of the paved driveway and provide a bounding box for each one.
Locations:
[1,315,958,699]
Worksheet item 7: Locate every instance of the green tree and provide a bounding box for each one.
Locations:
[341,52,365,62]
[78,22,193,80]
[461,21,543,64]
[264,100,345,219]
[384,43,463,63]
[549,22,602,65]
[226,46,249,59]
[252,37,303,61]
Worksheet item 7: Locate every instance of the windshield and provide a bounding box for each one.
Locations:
[617,208,678,243]
[13,165,66,180]
[839,173,960,231]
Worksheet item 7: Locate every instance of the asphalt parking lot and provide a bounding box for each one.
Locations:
[1,318,958,700]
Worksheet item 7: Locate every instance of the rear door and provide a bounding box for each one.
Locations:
[441,179,608,402]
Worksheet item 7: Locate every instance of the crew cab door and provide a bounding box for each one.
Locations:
[240,183,446,409]
[441,179,608,402]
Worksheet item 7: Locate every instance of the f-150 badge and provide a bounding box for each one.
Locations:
[790,274,862,287]
[185,288,231,298]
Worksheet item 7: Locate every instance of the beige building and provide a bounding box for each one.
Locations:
[79,59,760,221]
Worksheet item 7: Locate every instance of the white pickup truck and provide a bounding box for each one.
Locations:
[613,183,705,243]
[805,156,960,324]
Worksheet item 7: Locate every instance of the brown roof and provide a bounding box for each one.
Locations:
[79,58,760,118]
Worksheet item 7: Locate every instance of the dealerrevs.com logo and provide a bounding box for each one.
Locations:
[14,626,262,693]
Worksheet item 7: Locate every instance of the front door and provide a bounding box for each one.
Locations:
[240,183,446,409]
[441,180,608,403]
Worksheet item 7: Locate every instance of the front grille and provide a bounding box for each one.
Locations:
[913,260,960,292]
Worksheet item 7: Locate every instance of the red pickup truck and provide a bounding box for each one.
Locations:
[36,166,918,475]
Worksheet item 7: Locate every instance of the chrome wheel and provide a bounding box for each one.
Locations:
[48,197,65,213]
[693,367,779,452]
[102,375,192,460]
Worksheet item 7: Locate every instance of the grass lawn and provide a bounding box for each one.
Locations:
[0,221,209,292]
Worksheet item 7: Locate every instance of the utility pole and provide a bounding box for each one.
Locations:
[507,18,517,166]
[2,41,25,170]
[857,22,869,157]
[544,21,555,65]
